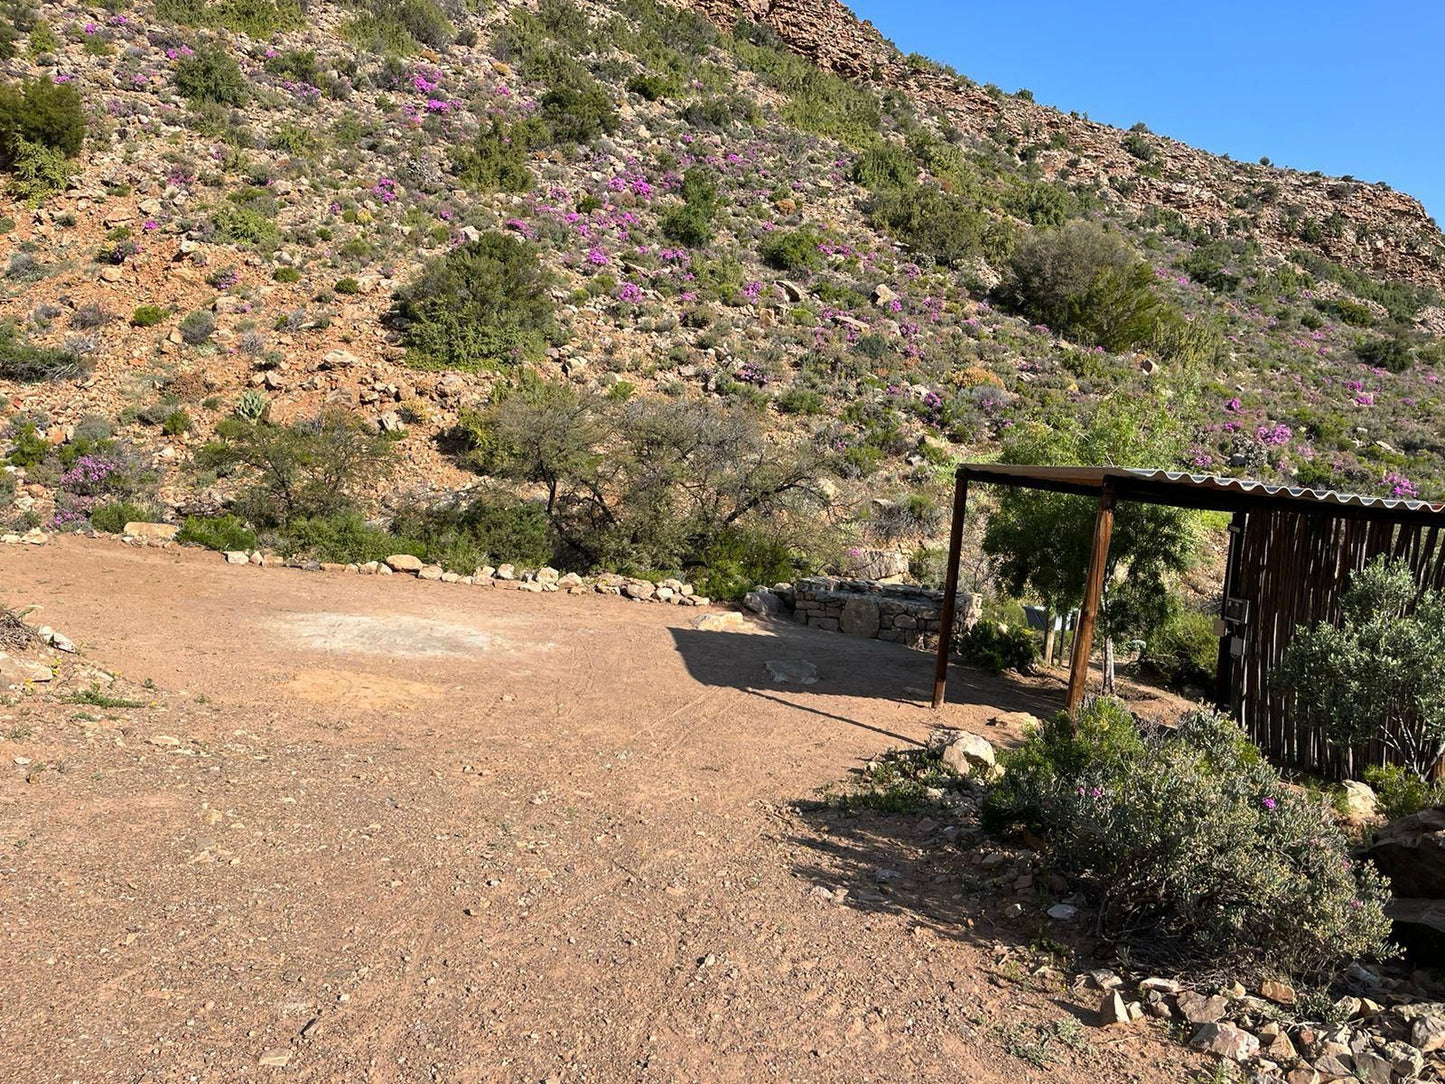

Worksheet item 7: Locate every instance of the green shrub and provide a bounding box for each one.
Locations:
[273,265,301,283]
[162,409,192,435]
[0,322,81,381]
[956,618,1038,674]
[334,276,360,295]
[234,388,267,420]
[200,409,392,527]
[174,46,249,106]
[1121,131,1153,161]
[1356,333,1413,373]
[213,203,280,247]
[6,421,48,466]
[390,497,554,572]
[1279,556,1445,779]
[90,500,155,534]
[4,136,72,202]
[538,77,618,146]
[759,227,822,273]
[1363,764,1445,823]
[131,304,167,327]
[176,513,257,552]
[692,526,797,602]
[394,233,558,370]
[984,700,1395,982]
[1138,609,1217,693]
[626,73,672,101]
[0,77,85,163]
[660,167,720,247]
[179,310,216,345]
[452,118,539,193]
[996,220,1170,351]
[864,184,1013,267]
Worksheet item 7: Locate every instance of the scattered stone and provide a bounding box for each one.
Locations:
[224,550,249,564]
[1045,903,1077,921]
[495,564,516,580]
[764,659,818,685]
[417,565,443,581]
[1338,779,1378,820]
[1410,1012,1445,1053]
[1098,990,1131,1027]
[1190,1022,1260,1062]
[622,580,655,601]
[692,613,746,632]
[988,710,1042,729]
[939,731,997,778]
[838,596,881,637]
[742,589,784,616]
[385,554,424,573]
[1261,979,1297,1006]
[258,1048,292,1068]
[0,652,52,684]
[1177,991,1229,1025]
[149,735,181,747]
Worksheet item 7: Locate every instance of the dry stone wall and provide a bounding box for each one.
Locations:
[751,577,981,648]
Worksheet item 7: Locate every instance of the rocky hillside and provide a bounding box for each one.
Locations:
[2,0,1444,578]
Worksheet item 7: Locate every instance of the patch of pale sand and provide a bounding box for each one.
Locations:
[281,612,522,657]
[282,668,447,709]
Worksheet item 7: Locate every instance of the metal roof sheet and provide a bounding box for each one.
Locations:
[958,463,1445,523]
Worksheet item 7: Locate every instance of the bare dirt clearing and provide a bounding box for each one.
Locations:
[0,538,1203,1083]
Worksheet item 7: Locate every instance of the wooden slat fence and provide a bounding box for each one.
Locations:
[1227,508,1445,779]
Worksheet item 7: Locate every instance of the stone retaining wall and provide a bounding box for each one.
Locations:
[750,577,981,649]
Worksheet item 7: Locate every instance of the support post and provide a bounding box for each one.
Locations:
[931,472,969,709]
[1214,510,1247,712]
[1065,481,1116,716]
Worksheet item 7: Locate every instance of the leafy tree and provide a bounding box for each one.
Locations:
[982,402,1197,689]
[996,220,1169,351]
[197,409,392,526]
[1278,557,1445,780]
[461,377,827,576]
[393,233,558,370]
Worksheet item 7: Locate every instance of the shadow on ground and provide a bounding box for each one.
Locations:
[668,622,1066,749]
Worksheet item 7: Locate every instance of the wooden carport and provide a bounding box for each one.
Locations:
[930,465,1445,777]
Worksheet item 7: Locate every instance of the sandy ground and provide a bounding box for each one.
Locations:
[0,537,1204,1083]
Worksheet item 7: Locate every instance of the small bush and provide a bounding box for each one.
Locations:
[393,233,558,370]
[273,265,301,283]
[90,500,155,533]
[984,701,1395,982]
[0,322,81,381]
[213,203,280,247]
[759,227,822,273]
[390,497,554,572]
[176,513,257,552]
[956,618,1038,674]
[538,77,618,146]
[131,305,166,327]
[334,276,360,295]
[162,409,192,435]
[1138,609,1217,693]
[174,46,249,106]
[1356,333,1413,373]
[452,118,539,193]
[179,310,216,345]
[4,136,72,202]
[0,77,85,162]
[1363,764,1445,823]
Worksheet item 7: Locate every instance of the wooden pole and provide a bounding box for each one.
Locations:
[1065,480,1116,716]
[931,472,969,709]
[1214,510,1247,712]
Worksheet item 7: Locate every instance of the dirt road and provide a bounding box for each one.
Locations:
[0,537,1202,1082]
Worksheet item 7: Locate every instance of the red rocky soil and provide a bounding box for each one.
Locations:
[0,536,1204,1082]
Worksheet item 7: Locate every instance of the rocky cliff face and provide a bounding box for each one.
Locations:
[681,0,1445,291]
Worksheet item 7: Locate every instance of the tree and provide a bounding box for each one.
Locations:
[1278,557,1445,780]
[995,220,1169,351]
[198,409,392,527]
[982,403,1198,688]
[460,377,828,575]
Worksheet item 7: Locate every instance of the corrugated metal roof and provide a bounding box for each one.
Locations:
[958,463,1445,524]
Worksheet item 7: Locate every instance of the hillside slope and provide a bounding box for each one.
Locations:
[2,0,1444,577]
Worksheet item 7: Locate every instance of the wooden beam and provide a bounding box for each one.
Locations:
[1065,480,1116,716]
[931,474,969,709]
[1214,510,1247,712]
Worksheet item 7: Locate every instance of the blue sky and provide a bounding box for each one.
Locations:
[849,0,1445,225]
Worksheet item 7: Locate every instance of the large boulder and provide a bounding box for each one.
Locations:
[932,730,997,779]
[1365,806,1445,898]
[838,596,881,637]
